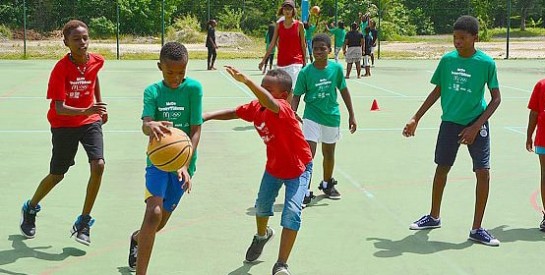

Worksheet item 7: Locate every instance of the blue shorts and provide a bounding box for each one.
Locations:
[435,121,490,171]
[255,162,313,231]
[145,165,186,212]
[536,146,545,155]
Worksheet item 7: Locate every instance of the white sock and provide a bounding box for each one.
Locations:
[305,189,311,197]
[321,181,328,189]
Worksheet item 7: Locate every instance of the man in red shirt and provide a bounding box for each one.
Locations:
[20,20,107,246]
[203,66,312,275]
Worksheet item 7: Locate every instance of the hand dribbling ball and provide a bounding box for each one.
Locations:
[147,127,193,172]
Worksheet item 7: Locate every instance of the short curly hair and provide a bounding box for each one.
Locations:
[62,20,88,39]
[312,33,331,49]
[265,69,292,93]
[160,42,188,63]
[453,15,479,36]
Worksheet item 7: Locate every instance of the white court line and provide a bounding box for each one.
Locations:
[503,85,530,93]
[505,126,525,135]
[219,70,253,98]
[336,167,374,198]
[350,80,408,97]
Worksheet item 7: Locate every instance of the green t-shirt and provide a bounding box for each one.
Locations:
[294,60,347,127]
[329,27,346,48]
[305,25,316,40]
[431,50,499,125]
[265,30,276,53]
[142,78,203,175]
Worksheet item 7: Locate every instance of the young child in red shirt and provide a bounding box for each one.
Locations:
[20,20,107,246]
[526,78,545,231]
[203,66,312,275]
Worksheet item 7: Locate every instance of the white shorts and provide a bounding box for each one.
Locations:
[302,119,341,144]
[278,64,303,89]
[363,55,370,67]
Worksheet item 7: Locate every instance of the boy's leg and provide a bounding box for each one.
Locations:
[30,174,65,207]
[322,142,336,182]
[356,61,361,78]
[472,168,490,229]
[80,121,105,215]
[430,165,451,218]
[539,155,545,210]
[82,159,105,215]
[345,63,352,78]
[277,228,297,264]
[136,196,164,275]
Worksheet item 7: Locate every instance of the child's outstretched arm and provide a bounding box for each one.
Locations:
[225,66,281,113]
[203,109,238,122]
[339,88,357,133]
[403,85,441,137]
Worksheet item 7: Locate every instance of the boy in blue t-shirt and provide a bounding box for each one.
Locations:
[402,16,502,246]
[128,42,203,272]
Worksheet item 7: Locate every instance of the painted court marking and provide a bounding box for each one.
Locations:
[350,79,408,97]
[219,70,253,98]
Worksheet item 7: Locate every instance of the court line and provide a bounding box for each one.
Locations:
[504,126,525,135]
[336,167,374,198]
[349,79,408,97]
[218,70,254,98]
[503,85,530,93]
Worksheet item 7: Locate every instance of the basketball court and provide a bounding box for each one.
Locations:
[0,58,544,274]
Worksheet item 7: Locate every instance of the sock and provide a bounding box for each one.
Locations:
[321,181,328,189]
[255,233,268,240]
[305,189,311,197]
[470,228,480,234]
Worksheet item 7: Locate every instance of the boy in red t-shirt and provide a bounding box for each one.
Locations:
[526,78,545,231]
[20,20,107,246]
[203,66,312,275]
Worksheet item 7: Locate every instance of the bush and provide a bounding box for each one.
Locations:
[217,7,243,31]
[0,24,12,40]
[166,15,204,44]
[89,17,115,39]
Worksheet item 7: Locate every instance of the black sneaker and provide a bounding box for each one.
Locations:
[20,200,41,239]
[128,231,139,271]
[318,178,341,199]
[245,227,274,262]
[540,213,545,232]
[302,191,315,209]
[272,262,291,275]
[70,215,95,246]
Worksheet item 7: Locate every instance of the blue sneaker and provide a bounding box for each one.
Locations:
[409,215,441,230]
[70,215,95,246]
[468,228,500,246]
[20,200,41,238]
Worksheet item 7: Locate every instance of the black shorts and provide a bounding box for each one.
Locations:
[434,121,490,171]
[50,121,104,175]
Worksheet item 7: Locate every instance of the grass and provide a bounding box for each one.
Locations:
[489,27,545,38]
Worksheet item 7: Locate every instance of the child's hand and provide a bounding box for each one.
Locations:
[225,66,248,83]
[101,113,108,124]
[177,166,192,193]
[348,116,357,133]
[402,118,418,137]
[458,124,479,145]
[148,121,173,141]
[85,102,107,116]
[526,137,534,152]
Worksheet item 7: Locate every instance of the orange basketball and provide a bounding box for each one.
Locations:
[310,6,320,15]
[147,127,193,172]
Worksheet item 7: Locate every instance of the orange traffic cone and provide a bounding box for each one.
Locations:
[370,99,380,111]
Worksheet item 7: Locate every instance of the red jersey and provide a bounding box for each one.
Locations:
[236,99,312,179]
[528,79,545,147]
[276,20,304,67]
[46,53,104,128]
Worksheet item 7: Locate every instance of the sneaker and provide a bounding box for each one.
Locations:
[302,191,315,209]
[409,215,441,230]
[540,213,545,232]
[70,215,95,246]
[318,178,341,199]
[245,227,274,262]
[468,228,500,246]
[272,262,291,275]
[128,231,139,271]
[20,200,41,239]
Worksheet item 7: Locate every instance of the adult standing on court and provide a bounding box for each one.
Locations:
[206,19,218,70]
[259,0,306,88]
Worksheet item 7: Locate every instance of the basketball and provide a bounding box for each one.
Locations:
[147,127,193,172]
[310,6,320,15]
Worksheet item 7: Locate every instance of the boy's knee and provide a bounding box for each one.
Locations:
[49,174,65,184]
[143,204,163,227]
[90,159,105,174]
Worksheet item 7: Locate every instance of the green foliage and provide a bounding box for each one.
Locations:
[217,7,243,31]
[89,17,115,39]
[527,17,543,28]
[489,27,545,37]
[408,8,434,35]
[0,24,12,39]
[166,15,204,44]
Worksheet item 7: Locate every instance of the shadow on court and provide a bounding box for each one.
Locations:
[116,266,133,275]
[0,235,86,271]
[227,260,263,275]
[244,195,330,216]
[488,225,545,243]
[367,230,473,257]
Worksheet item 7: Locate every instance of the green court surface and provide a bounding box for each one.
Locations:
[1,58,544,275]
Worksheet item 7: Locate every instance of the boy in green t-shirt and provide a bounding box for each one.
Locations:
[402,16,502,246]
[127,42,204,272]
[292,33,357,207]
[325,21,346,62]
